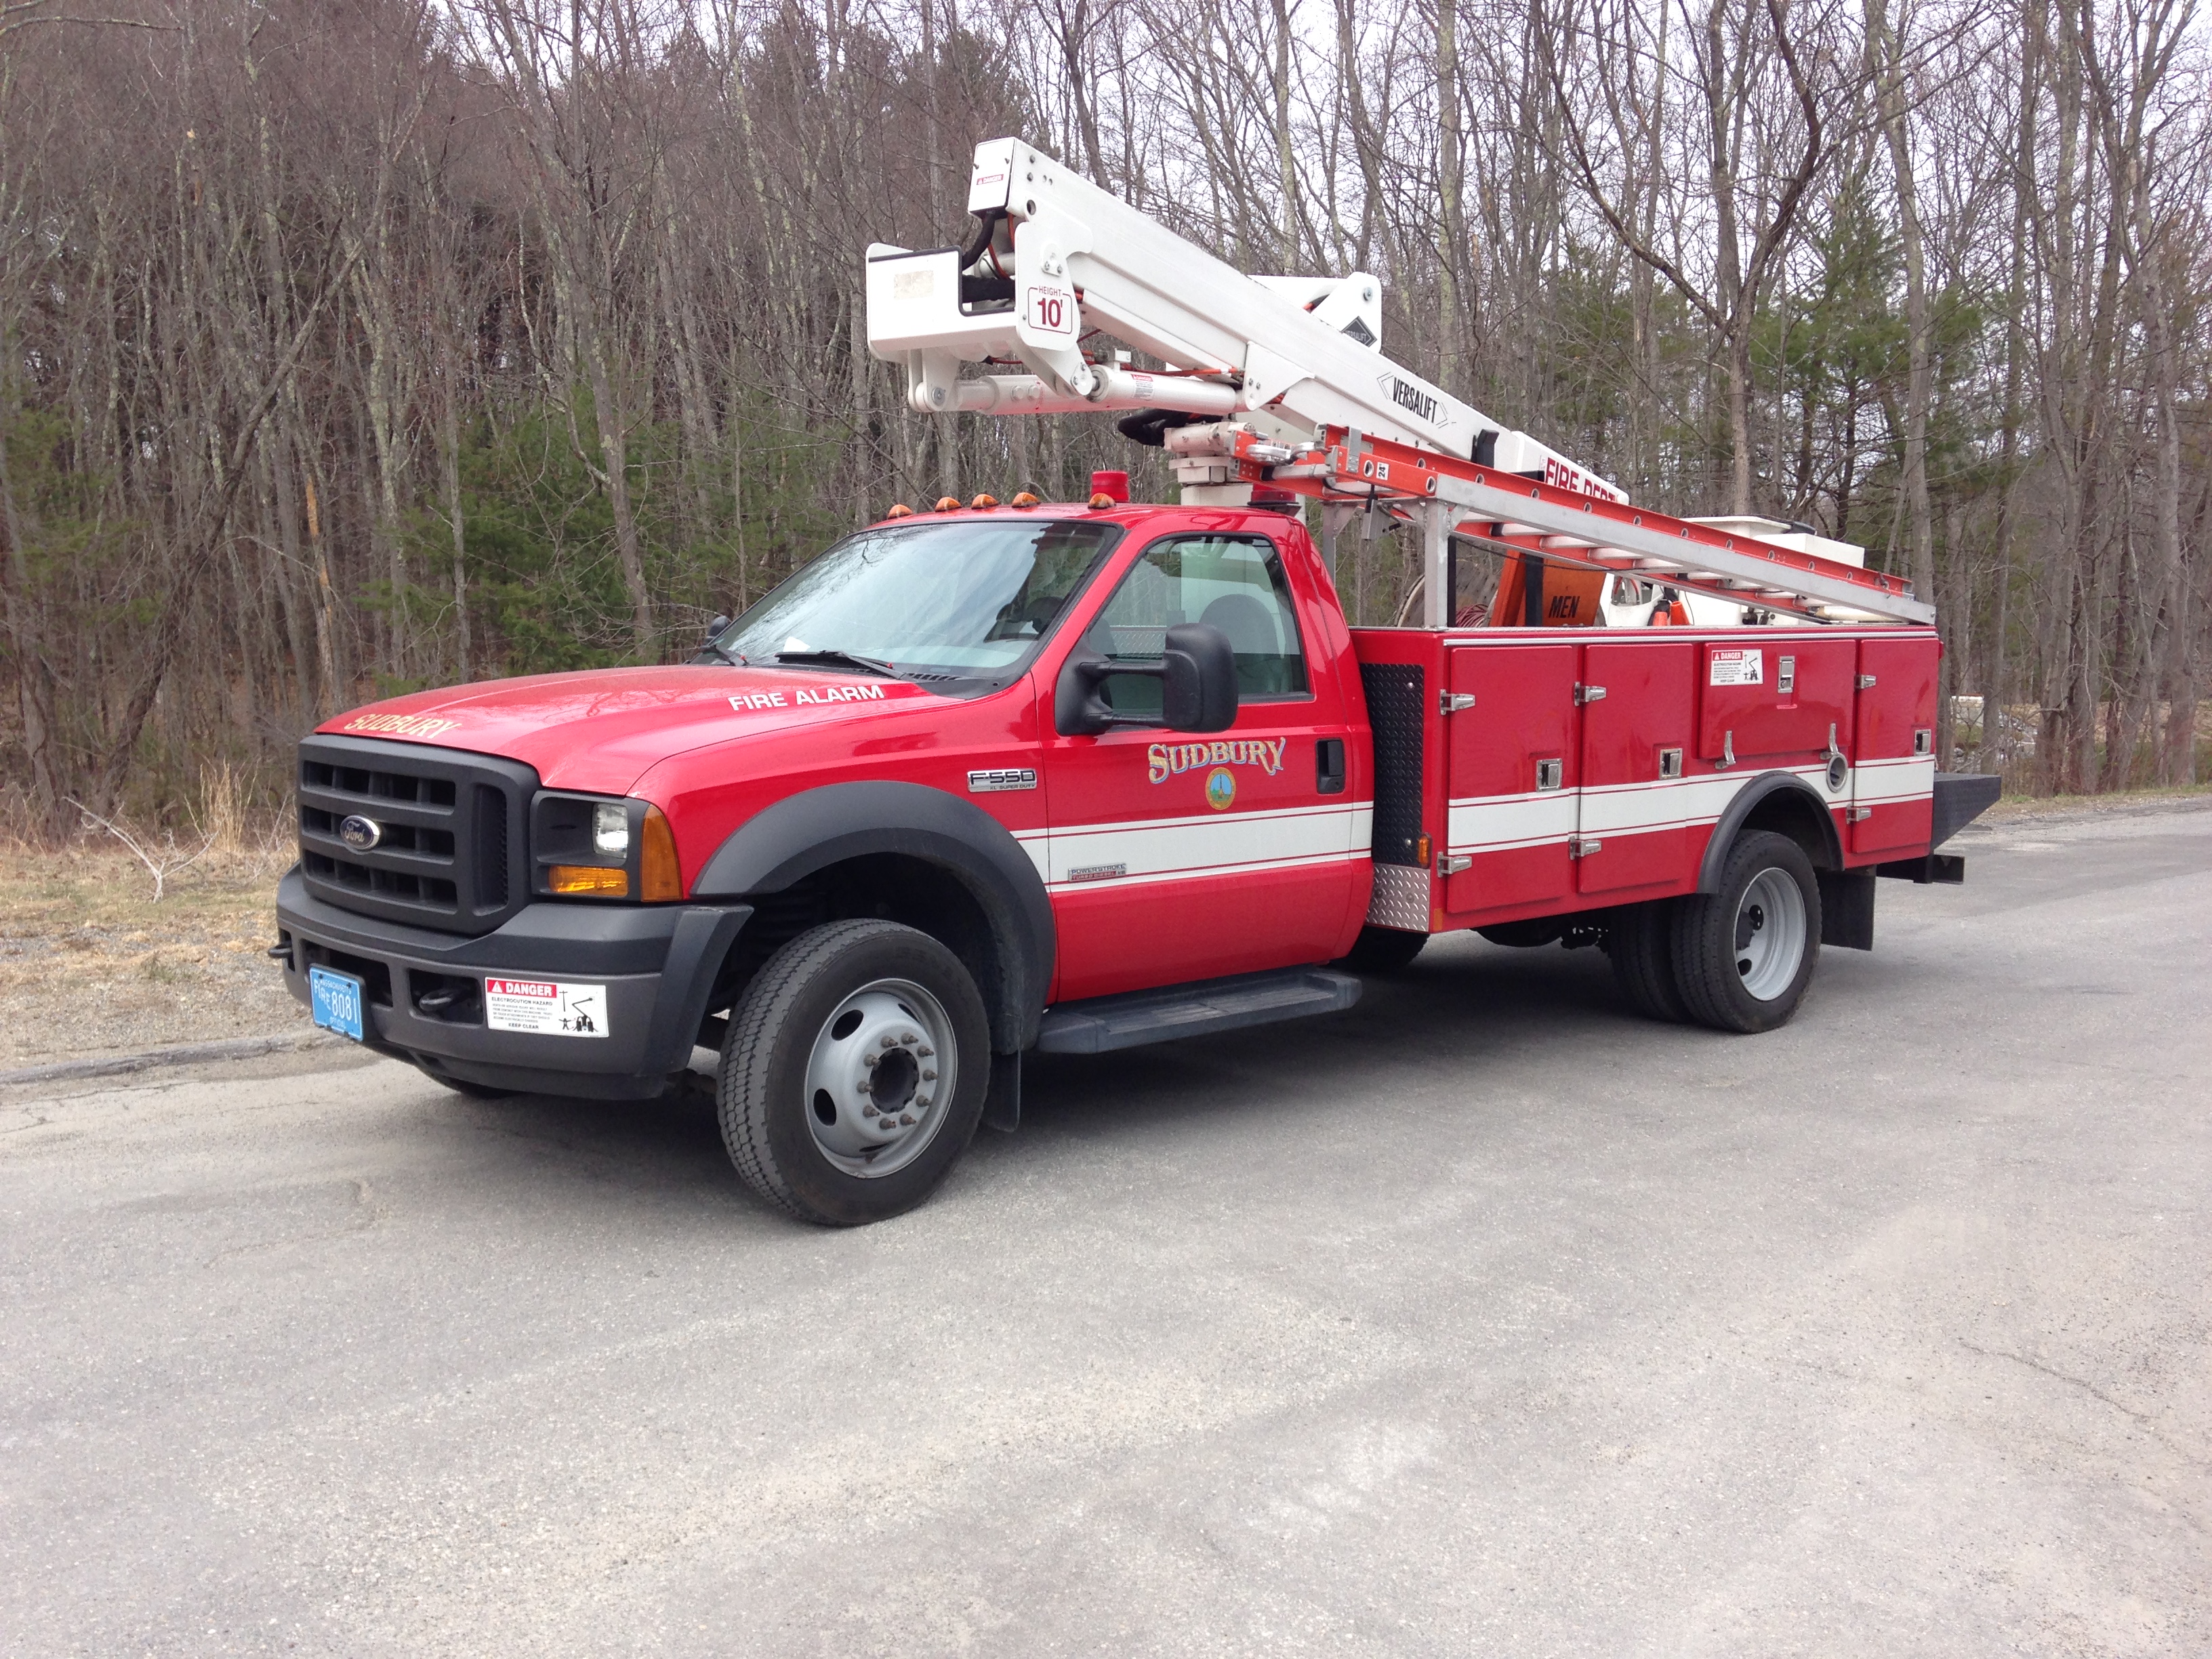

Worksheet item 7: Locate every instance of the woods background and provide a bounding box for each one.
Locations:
[2,0,2207,839]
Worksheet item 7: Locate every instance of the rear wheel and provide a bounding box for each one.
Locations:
[1607,899,1687,1022]
[1670,831,1821,1033]
[717,920,990,1225]
[1335,925,1429,974]
[1477,918,1566,949]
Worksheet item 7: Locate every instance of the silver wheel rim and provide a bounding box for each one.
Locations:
[800,977,957,1179]
[1734,867,1807,1002]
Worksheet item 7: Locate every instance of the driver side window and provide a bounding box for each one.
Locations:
[1081,535,1310,716]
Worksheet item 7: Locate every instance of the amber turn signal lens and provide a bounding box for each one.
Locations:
[640,805,682,901]
[934,495,962,512]
[549,864,630,897]
[1009,491,1040,508]
[884,502,914,518]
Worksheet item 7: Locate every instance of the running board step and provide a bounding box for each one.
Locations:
[1033,967,1362,1055]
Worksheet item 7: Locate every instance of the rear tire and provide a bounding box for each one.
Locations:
[1607,899,1687,1022]
[1670,831,1821,1033]
[1335,925,1428,974]
[1477,918,1566,949]
[717,920,990,1225]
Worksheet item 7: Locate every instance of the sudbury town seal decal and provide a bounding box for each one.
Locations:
[1146,737,1288,786]
[1204,768,1237,810]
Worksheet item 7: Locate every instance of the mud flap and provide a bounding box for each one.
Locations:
[983,1049,1021,1134]
[1817,868,1877,951]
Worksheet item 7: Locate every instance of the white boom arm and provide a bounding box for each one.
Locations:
[864,137,1930,626]
[866,137,1620,504]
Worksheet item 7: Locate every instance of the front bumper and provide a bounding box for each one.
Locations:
[274,867,751,1099]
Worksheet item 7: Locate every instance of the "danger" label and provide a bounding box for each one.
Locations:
[484,978,609,1038]
[1709,649,1764,687]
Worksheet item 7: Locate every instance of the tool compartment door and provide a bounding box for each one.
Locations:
[1850,636,1939,855]
[1575,641,1696,895]
[1696,640,1856,763]
[1442,642,1578,916]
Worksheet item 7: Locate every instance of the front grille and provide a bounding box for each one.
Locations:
[298,735,539,935]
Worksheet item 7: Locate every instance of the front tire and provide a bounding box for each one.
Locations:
[717,920,991,1225]
[1670,831,1821,1033]
[1335,925,1429,974]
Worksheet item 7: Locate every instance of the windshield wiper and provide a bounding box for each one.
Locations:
[774,649,909,679]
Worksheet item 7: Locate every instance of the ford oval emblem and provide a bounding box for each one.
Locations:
[338,813,384,851]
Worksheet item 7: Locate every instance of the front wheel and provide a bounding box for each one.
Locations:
[1334,925,1429,974]
[1670,831,1822,1033]
[717,920,991,1225]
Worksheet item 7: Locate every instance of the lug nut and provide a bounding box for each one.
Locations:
[918,1046,935,1058]
[899,1033,916,1046]
[922,1069,937,1081]
[863,1105,879,1118]
[914,1095,931,1108]
[880,1034,897,1049]
[899,1113,916,1126]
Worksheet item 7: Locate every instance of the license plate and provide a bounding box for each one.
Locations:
[309,965,366,1042]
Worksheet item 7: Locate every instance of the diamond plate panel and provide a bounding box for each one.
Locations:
[1366,861,1433,933]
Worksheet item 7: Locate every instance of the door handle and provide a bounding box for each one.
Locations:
[1317,737,1347,795]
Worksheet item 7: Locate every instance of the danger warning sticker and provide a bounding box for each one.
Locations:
[484,977,609,1038]
[1709,648,1764,687]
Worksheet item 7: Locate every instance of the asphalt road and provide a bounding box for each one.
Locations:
[3,801,2207,1658]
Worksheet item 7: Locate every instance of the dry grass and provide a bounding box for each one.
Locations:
[0,797,302,1069]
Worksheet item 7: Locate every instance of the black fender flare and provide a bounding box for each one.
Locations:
[1696,769,1845,893]
[691,781,1054,1052]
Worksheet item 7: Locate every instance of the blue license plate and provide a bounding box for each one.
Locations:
[309,965,366,1042]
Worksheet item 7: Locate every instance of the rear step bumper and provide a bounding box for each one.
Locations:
[1036,967,1362,1055]
[1931,772,2003,848]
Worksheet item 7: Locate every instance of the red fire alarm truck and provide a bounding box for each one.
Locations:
[276,139,1998,1224]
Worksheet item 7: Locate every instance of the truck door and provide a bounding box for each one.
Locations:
[1440,641,1578,918]
[1574,640,1697,897]
[1849,635,1940,855]
[1039,531,1362,1002]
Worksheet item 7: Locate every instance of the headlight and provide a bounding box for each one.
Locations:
[531,794,684,902]
[592,800,630,855]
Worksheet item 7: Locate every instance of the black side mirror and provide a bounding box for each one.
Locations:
[1054,622,1237,737]
[1160,622,1236,731]
[706,613,731,641]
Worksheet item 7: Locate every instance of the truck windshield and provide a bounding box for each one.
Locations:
[705,518,1122,687]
